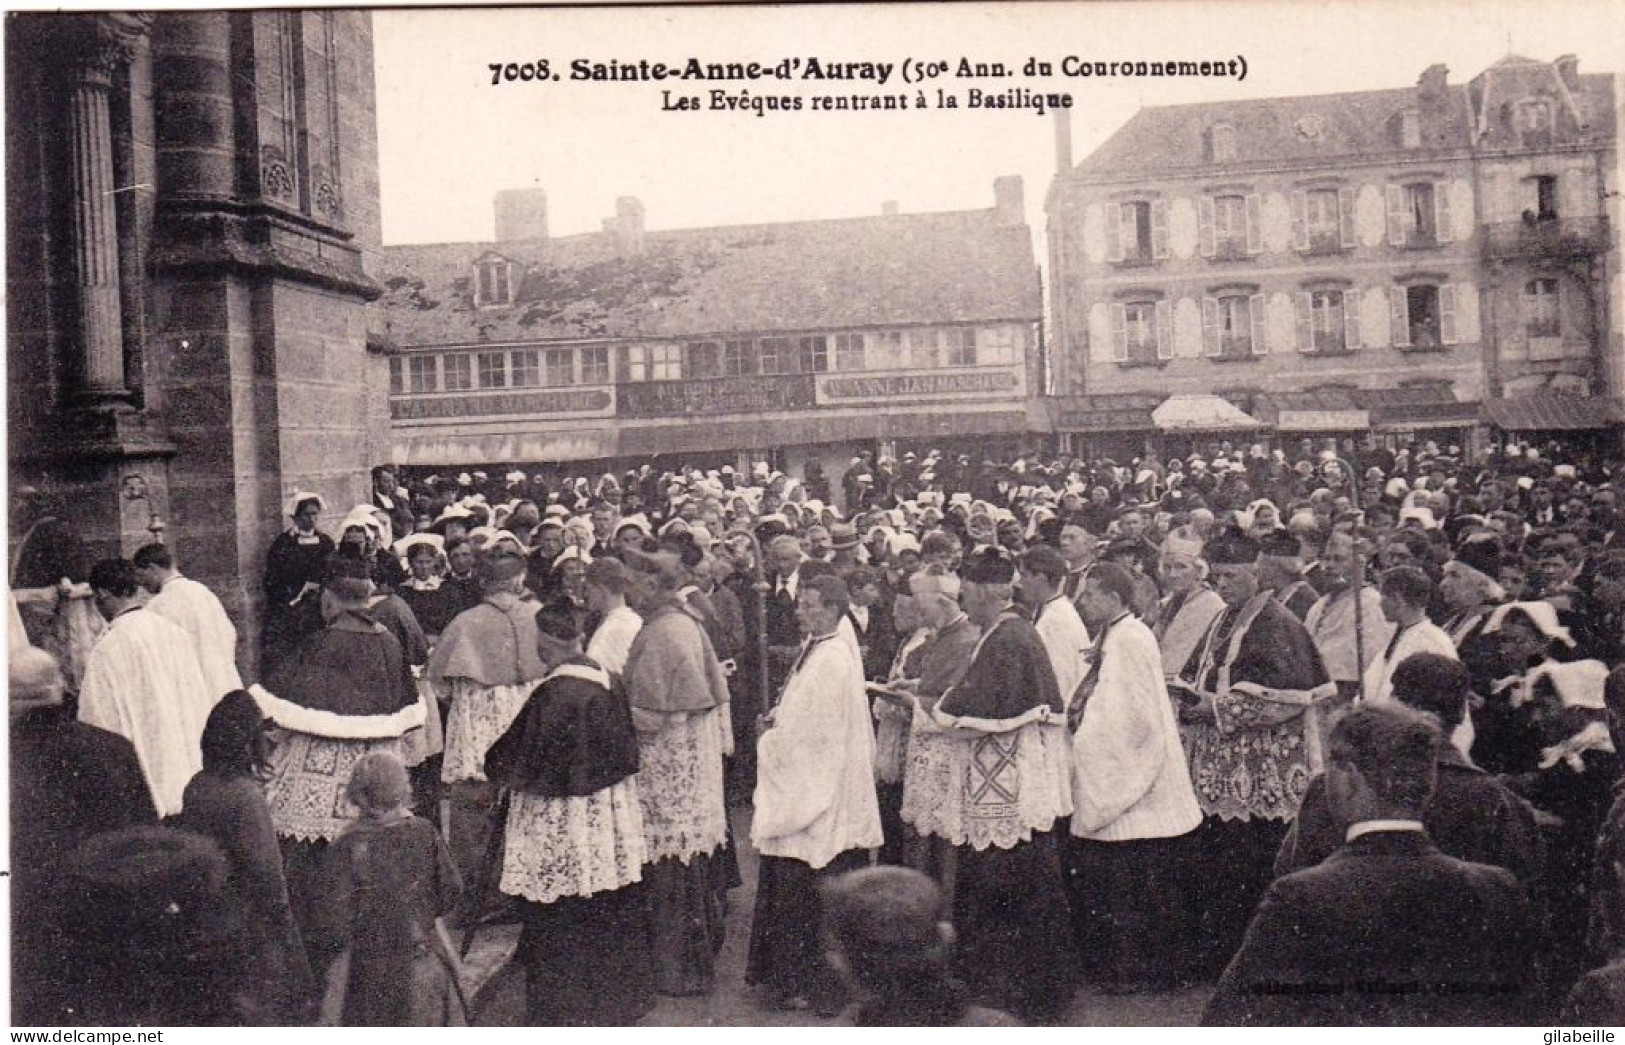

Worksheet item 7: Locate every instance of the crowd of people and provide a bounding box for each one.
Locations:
[11,432,1625,1026]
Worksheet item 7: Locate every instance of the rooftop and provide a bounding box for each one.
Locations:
[380,199,1040,347]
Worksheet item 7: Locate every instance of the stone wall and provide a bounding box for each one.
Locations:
[8,11,387,680]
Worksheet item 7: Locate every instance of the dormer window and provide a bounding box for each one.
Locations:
[1399,110,1421,149]
[474,256,513,307]
[1517,99,1552,148]
[1208,123,1237,163]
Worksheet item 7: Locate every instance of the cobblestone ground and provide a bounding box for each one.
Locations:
[460,804,1212,1027]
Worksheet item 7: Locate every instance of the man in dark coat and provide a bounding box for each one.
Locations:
[1204,703,1537,1026]
[1276,653,1542,888]
[10,646,156,1023]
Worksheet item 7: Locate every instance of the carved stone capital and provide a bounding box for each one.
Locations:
[65,13,152,85]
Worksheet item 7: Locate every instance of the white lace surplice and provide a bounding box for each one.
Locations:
[900,716,969,842]
[499,777,647,904]
[265,733,405,843]
[636,707,728,864]
[440,679,533,783]
[901,718,1072,851]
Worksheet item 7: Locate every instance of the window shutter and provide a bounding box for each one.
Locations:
[1338,187,1357,247]
[1385,185,1406,245]
[1244,193,1263,255]
[1390,286,1411,348]
[1249,293,1268,354]
[1155,300,1173,359]
[1343,291,1361,350]
[1564,170,1587,218]
[1110,303,1129,361]
[1295,291,1314,352]
[1107,203,1124,263]
[1290,191,1308,251]
[1433,181,1453,244]
[1440,284,1459,345]
[1151,200,1170,259]
[1198,196,1216,258]
[1202,296,1221,356]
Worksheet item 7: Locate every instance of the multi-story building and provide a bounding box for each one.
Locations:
[379,181,1043,494]
[1045,56,1617,458]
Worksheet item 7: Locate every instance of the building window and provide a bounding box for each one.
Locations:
[625,344,680,381]
[1214,195,1247,255]
[1399,110,1421,149]
[543,348,574,386]
[797,335,828,373]
[388,357,404,395]
[867,330,904,370]
[1111,302,1169,363]
[759,337,793,375]
[1389,284,1447,348]
[580,346,611,384]
[684,341,721,379]
[1217,295,1252,357]
[1517,100,1552,148]
[1525,279,1561,338]
[723,338,757,377]
[977,326,1018,365]
[1531,175,1559,221]
[944,328,977,367]
[833,333,865,371]
[906,328,939,368]
[1204,294,1265,358]
[1301,290,1349,353]
[1405,183,1437,244]
[475,259,511,306]
[408,355,438,394]
[443,353,473,391]
[1305,189,1344,252]
[1116,201,1153,261]
[506,350,536,388]
[1209,123,1237,162]
[476,352,507,389]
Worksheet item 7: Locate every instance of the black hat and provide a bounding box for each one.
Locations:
[1258,530,1302,560]
[322,553,374,603]
[1454,534,1502,581]
[1206,531,1262,566]
[962,547,1016,585]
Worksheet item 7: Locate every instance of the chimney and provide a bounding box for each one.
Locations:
[1555,54,1580,92]
[1053,106,1074,173]
[993,176,1024,227]
[615,196,645,255]
[494,188,548,242]
[881,200,899,216]
[1418,63,1448,101]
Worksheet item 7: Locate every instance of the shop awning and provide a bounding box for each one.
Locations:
[1152,394,1262,432]
[1482,393,1625,432]
[1253,389,1369,432]
[1355,386,1480,428]
[1044,394,1161,432]
[614,408,1031,457]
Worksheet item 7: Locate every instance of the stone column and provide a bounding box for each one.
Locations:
[65,14,149,411]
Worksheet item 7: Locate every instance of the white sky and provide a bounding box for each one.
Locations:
[373,0,1623,247]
